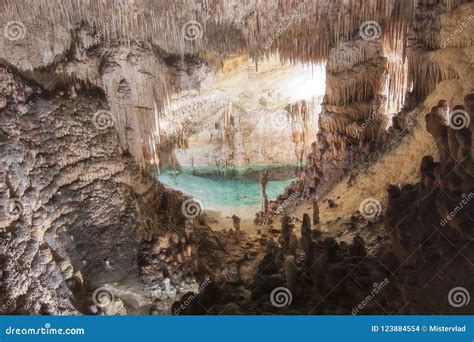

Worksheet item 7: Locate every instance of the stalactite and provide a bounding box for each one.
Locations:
[408,50,458,101]
[286,100,313,165]
[1,0,468,170]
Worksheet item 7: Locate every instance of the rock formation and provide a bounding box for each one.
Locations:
[0,62,200,314]
[1,0,473,316]
[386,93,474,314]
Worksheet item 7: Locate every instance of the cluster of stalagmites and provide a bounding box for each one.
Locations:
[385,92,474,313]
[246,213,399,314]
[139,220,201,308]
[139,212,260,314]
[162,208,398,315]
[166,221,267,315]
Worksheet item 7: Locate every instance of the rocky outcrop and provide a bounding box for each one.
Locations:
[0,63,198,314]
[386,94,474,314]
[258,0,474,226]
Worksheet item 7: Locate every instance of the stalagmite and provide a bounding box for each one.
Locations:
[425,103,450,164]
[284,255,298,299]
[420,155,438,189]
[281,215,294,250]
[289,233,298,257]
[232,215,241,233]
[300,213,312,260]
[312,199,320,225]
[259,170,269,215]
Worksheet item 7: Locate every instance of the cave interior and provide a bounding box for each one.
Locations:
[0,0,473,315]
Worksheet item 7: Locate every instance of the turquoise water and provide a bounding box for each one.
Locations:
[157,171,295,209]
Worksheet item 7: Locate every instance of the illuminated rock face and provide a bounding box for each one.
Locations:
[162,57,325,170]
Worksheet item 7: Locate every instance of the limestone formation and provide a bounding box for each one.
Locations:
[232,215,241,233]
[281,215,294,251]
[312,199,320,225]
[284,255,298,299]
[386,96,474,314]
[425,103,449,164]
[259,170,269,215]
[288,233,298,258]
[1,0,473,317]
[300,213,312,260]
[0,63,200,314]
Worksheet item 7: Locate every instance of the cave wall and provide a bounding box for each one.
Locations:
[0,63,200,314]
[261,0,473,216]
